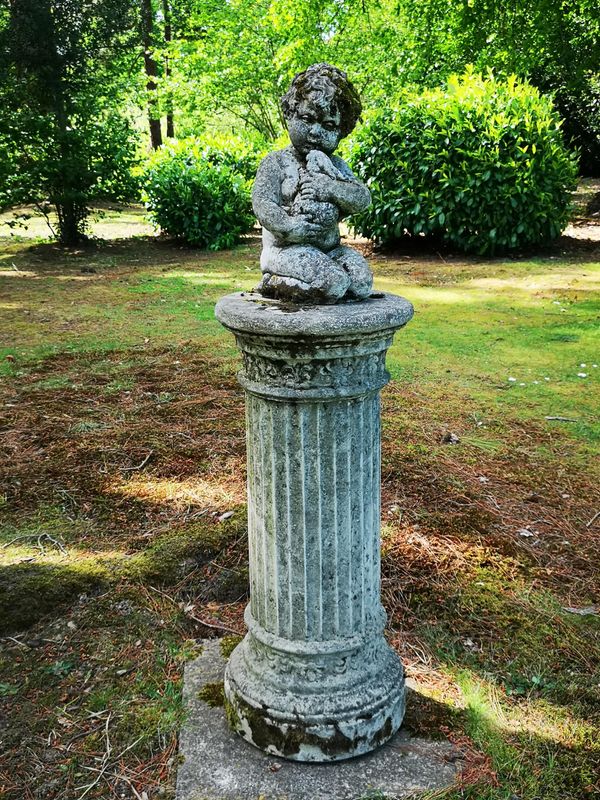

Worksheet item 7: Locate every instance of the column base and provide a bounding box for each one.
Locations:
[224,612,405,762]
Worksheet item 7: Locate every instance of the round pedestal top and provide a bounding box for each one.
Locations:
[215,291,414,340]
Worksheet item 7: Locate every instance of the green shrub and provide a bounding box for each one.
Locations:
[0,110,140,223]
[143,140,255,249]
[190,134,261,182]
[348,71,578,255]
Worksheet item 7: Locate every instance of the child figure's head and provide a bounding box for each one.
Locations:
[281,63,362,156]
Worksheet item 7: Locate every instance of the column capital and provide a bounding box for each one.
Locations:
[215,292,414,401]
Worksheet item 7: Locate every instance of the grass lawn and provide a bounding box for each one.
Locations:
[0,200,599,799]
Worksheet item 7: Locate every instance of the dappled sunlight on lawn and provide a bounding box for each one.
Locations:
[0,300,25,309]
[406,667,595,749]
[468,270,600,293]
[1,544,127,567]
[375,276,477,304]
[0,203,153,240]
[454,673,598,753]
[164,269,252,283]
[111,473,245,510]
[497,695,599,747]
[375,265,600,308]
[53,274,108,282]
[565,223,600,242]
[0,268,38,277]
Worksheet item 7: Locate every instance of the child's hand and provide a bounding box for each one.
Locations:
[305,150,344,181]
[287,214,325,243]
[299,172,334,202]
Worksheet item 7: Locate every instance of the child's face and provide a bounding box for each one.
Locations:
[286,96,342,156]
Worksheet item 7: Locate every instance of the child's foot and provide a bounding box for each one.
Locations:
[258,272,344,304]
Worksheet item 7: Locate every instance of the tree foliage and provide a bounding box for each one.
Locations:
[1,0,599,246]
[157,0,599,171]
[393,0,600,173]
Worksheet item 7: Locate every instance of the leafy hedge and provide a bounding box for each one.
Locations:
[143,140,255,249]
[348,72,578,254]
[194,134,261,182]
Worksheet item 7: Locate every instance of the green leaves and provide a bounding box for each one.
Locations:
[349,72,578,255]
[143,140,255,250]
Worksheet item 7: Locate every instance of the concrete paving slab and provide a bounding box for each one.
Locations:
[176,640,464,800]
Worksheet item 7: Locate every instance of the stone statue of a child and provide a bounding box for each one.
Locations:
[253,63,373,304]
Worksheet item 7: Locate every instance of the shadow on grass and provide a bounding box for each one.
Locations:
[365,227,600,263]
[0,232,262,273]
[401,687,600,799]
[0,513,248,633]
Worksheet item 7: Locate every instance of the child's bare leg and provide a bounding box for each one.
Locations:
[329,245,373,299]
[259,245,351,304]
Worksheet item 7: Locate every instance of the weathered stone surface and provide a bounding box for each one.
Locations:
[214,292,414,762]
[176,640,463,800]
[214,291,414,340]
[253,63,372,304]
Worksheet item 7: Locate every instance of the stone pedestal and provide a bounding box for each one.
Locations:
[215,291,414,762]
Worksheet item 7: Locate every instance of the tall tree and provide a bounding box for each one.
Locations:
[163,0,175,138]
[173,0,287,141]
[388,0,600,170]
[0,0,140,244]
[171,0,598,168]
[140,0,163,148]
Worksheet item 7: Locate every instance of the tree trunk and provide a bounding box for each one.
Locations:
[50,41,87,243]
[11,0,88,242]
[141,0,162,149]
[57,199,85,245]
[166,107,174,140]
[162,0,174,138]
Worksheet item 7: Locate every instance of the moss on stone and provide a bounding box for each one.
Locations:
[224,691,382,759]
[219,634,243,660]
[208,566,249,603]
[0,513,248,634]
[197,681,225,708]
[123,520,244,586]
[224,694,241,732]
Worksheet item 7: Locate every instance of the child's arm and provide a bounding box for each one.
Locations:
[252,153,323,243]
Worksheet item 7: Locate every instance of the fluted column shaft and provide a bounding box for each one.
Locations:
[247,393,381,641]
[215,292,413,762]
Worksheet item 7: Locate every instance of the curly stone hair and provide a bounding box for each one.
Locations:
[281,63,362,138]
